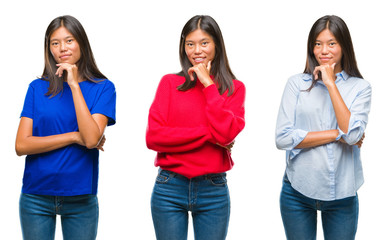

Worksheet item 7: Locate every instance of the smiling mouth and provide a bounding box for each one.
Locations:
[193,57,205,62]
[320,57,331,62]
[59,55,71,59]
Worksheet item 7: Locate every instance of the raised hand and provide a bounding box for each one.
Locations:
[56,63,80,86]
[187,61,214,88]
[313,63,336,87]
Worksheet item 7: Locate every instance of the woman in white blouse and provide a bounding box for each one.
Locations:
[275,15,371,240]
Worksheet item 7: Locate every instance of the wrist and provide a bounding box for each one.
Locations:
[325,80,336,89]
[68,81,80,90]
[202,79,214,88]
[70,132,82,145]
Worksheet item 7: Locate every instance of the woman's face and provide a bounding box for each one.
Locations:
[184,29,215,67]
[50,26,81,65]
[313,29,342,73]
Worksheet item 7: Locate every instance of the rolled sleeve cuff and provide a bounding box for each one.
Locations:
[336,130,343,141]
[289,129,308,160]
[338,117,364,145]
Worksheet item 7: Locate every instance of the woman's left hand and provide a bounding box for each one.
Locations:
[313,63,336,87]
[187,61,214,88]
[338,132,365,148]
[96,135,106,151]
[216,140,235,152]
[355,132,365,148]
[56,63,79,87]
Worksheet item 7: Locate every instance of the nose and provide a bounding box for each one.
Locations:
[194,44,202,54]
[60,42,67,52]
[321,44,328,54]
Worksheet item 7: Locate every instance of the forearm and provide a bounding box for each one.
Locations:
[295,129,339,149]
[204,84,245,145]
[326,83,351,133]
[146,122,212,153]
[70,84,104,148]
[16,132,78,156]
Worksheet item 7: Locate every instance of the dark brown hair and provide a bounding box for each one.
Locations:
[304,15,362,91]
[42,15,106,97]
[177,15,235,96]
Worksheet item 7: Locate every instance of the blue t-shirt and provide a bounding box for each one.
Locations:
[20,78,116,196]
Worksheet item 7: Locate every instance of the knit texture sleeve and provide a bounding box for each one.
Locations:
[146,75,212,152]
[203,81,246,146]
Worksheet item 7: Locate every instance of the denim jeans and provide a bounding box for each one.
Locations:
[19,193,99,240]
[280,176,358,240]
[151,169,230,240]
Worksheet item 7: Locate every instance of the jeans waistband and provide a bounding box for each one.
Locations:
[158,168,226,181]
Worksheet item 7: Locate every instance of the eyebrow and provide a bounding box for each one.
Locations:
[185,38,211,43]
[315,38,336,42]
[50,35,74,41]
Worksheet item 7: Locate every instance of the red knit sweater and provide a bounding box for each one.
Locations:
[146,74,245,178]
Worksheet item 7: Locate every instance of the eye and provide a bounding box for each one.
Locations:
[329,42,336,46]
[51,41,59,46]
[67,39,74,43]
[202,41,209,46]
[314,42,321,46]
[186,42,194,47]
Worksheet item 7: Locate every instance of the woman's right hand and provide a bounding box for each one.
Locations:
[187,61,214,88]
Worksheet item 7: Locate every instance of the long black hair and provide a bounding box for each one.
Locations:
[304,15,362,91]
[177,15,235,96]
[42,15,106,97]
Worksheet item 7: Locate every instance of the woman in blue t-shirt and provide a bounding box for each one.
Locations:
[15,15,116,240]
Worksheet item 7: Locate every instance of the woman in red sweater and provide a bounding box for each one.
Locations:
[146,15,245,240]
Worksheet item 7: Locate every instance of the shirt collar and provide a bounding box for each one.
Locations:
[301,70,349,82]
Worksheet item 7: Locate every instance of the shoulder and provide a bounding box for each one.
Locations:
[288,73,311,84]
[161,74,185,83]
[84,78,116,91]
[158,74,185,88]
[29,78,49,87]
[94,78,114,87]
[99,78,114,86]
[231,79,246,93]
[232,79,244,88]
[284,73,311,90]
[347,76,371,90]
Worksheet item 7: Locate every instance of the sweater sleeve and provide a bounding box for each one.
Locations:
[203,81,246,146]
[146,76,212,153]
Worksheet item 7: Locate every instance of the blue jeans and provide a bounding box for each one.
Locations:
[19,193,99,240]
[280,176,358,240]
[151,169,230,240]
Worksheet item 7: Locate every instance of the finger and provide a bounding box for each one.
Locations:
[56,67,63,77]
[207,61,211,72]
[188,67,195,81]
[313,67,319,80]
[331,63,336,69]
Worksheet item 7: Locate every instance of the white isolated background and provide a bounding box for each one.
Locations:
[1,0,384,239]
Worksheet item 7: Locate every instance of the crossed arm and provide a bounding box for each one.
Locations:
[15,63,108,156]
[296,64,363,149]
